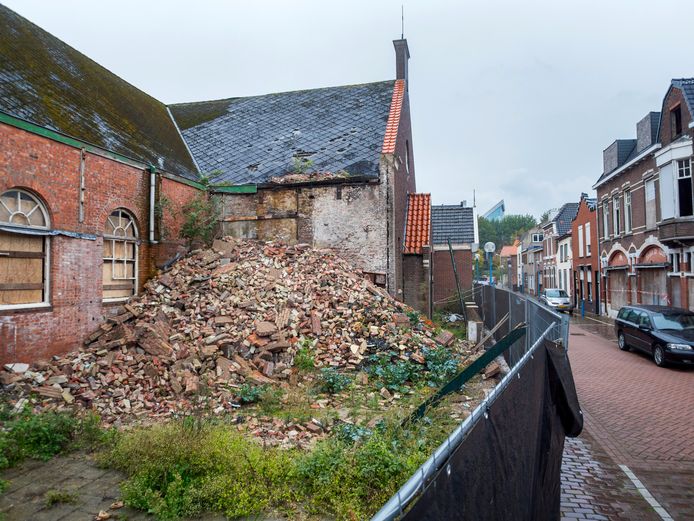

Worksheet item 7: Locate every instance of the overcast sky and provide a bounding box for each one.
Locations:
[4,0,692,219]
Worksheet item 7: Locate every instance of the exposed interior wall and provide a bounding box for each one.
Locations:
[402,253,431,315]
[220,181,389,281]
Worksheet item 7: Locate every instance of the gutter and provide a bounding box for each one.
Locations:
[592,143,661,190]
[149,165,157,244]
[166,106,203,175]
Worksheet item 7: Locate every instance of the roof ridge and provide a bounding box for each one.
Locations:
[169,80,397,108]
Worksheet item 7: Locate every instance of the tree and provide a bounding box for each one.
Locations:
[478,214,537,251]
[180,172,223,247]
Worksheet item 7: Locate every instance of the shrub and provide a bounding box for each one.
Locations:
[105,422,297,519]
[0,410,110,469]
[367,352,420,392]
[294,338,316,371]
[423,346,460,386]
[317,368,352,394]
[236,384,266,404]
[45,489,78,507]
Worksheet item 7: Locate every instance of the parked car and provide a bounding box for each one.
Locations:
[539,288,574,314]
[615,305,694,367]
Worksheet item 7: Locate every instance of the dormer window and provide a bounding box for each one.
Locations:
[671,105,683,138]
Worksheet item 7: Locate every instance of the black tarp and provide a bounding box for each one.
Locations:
[401,340,582,521]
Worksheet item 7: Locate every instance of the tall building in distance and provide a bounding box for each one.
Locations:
[482,199,505,221]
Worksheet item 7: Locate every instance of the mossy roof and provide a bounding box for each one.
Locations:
[0,5,198,179]
[169,81,396,184]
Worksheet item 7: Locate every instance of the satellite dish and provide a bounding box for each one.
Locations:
[484,242,496,253]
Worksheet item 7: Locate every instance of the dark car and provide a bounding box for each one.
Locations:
[615,305,694,367]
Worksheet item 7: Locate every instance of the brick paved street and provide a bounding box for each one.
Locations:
[564,317,694,520]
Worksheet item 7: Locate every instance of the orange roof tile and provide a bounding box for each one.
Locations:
[499,244,518,257]
[381,79,405,154]
[404,193,431,254]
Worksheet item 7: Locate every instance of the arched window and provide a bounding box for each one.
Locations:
[103,209,138,301]
[0,189,50,308]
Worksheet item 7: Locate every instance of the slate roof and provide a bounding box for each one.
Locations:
[671,78,694,118]
[553,203,579,236]
[0,5,198,179]
[169,80,399,185]
[404,193,431,254]
[431,205,476,245]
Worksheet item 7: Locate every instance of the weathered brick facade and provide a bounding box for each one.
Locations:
[432,249,473,309]
[0,122,199,364]
[571,195,600,314]
[595,81,694,316]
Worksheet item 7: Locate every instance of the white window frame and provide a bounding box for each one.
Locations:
[602,201,610,239]
[0,189,51,311]
[612,195,621,236]
[585,222,591,256]
[645,178,657,229]
[578,225,584,257]
[677,159,693,217]
[624,190,632,233]
[103,209,139,303]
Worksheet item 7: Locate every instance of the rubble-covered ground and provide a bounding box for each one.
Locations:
[0,239,501,519]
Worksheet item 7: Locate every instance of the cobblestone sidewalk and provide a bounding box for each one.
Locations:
[561,433,660,520]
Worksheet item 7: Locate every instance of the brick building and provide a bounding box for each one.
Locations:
[594,79,694,316]
[430,203,478,309]
[499,241,519,290]
[540,203,579,291]
[0,5,201,364]
[169,41,416,296]
[571,193,600,314]
[403,193,432,316]
[519,227,544,295]
[0,5,420,363]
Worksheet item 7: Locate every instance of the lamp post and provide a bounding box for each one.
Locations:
[484,242,496,285]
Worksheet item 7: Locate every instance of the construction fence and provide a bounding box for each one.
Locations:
[372,284,582,521]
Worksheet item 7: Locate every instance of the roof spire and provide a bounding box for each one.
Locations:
[401,5,405,39]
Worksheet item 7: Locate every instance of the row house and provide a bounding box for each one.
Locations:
[540,203,579,292]
[519,227,544,295]
[571,193,600,315]
[499,240,519,290]
[594,78,694,317]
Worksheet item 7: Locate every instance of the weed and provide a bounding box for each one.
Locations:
[317,368,352,394]
[294,337,316,371]
[45,489,79,507]
[367,352,420,392]
[0,479,8,494]
[237,384,266,404]
[422,346,460,386]
[0,410,111,470]
[407,310,420,327]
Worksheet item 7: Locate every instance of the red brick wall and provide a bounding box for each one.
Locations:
[156,176,201,266]
[572,197,600,313]
[433,249,472,309]
[0,123,200,364]
[392,91,417,300]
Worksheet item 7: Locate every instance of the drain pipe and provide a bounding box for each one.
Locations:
[148,165,157,244]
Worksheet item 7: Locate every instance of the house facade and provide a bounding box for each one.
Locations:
[430,203,478,308]
[519,227,544,295]
[557,233,573,296]
[572,193,600,314]
[402,193,432,316]
[594,79,694,316]
[499,242,519,290]
[541,203,579,291]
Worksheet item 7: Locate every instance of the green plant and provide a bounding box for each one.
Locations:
[422,346,460,386]
[317,368,352,394]
[105,422,297,519]
[45,489,78,507]
[367,352,420,392]
[294,337,316,371]
[292,156,314,174]
[237,384,266,404]
[0,479,8,494]
[407,310,420,327]
[180,172,223,247]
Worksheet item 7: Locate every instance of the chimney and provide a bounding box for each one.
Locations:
[393,39,410,89]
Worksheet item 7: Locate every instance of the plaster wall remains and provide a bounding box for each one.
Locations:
[219,179,389,286]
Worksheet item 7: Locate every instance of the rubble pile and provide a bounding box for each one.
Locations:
[1,239,465,429]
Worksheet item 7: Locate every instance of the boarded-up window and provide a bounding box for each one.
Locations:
[103,209,138,301]
[0,190,49,307]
